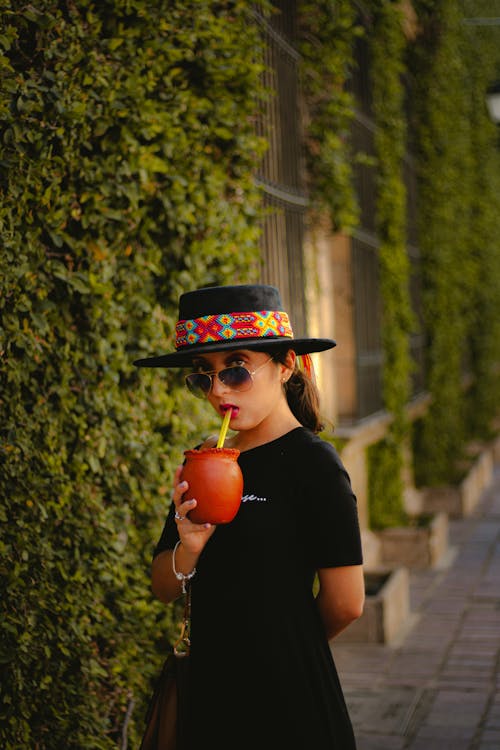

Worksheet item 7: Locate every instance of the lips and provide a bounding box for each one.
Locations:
[221,404,238,417]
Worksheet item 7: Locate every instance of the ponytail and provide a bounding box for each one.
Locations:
[273,350,324,433]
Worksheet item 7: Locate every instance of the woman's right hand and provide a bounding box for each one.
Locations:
[151,465,216,604]
[171,465,216,556]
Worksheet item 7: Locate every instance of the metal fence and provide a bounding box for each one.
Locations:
[349,26,426,419]
[254,1,309,336]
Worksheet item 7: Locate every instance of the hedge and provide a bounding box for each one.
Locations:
[0,2,266,747]
[409,0,500,485]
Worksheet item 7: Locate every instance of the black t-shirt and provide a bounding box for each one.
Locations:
[154,427,362,749]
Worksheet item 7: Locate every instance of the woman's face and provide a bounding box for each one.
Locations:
[189,348,291,433]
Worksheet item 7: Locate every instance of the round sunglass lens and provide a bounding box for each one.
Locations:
[218,366,252,390]
[186,373,211,396]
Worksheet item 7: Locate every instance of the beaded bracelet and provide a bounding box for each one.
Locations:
[172,540,196,593]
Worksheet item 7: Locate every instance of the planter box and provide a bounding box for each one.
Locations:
[336,567,410,645]
[421,448,494,518]
[377,511,449,569]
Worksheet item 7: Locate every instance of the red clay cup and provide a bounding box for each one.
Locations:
[180,447,243,525]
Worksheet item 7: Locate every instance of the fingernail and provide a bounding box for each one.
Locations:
[187,498,196,505]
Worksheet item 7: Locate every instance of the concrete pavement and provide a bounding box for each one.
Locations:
[333,464,500,750]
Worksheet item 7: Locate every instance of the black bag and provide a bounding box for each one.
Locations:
[139,583,191,750]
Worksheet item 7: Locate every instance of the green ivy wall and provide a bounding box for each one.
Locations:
[367,1,414,528]
[409,0,500,485]
[350,1,500,523]
[0,2,265,747]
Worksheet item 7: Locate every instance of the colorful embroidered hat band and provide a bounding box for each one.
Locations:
[175,311,293,349]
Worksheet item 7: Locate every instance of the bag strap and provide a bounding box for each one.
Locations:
[173,580,191,656]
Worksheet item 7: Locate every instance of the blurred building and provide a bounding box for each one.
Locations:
[254,2,429,552]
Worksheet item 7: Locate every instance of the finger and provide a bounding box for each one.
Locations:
[172,465,184,492]
[172,478,188,506]
[174,497,196,522]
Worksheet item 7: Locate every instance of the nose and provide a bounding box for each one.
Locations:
[209,371,228,397]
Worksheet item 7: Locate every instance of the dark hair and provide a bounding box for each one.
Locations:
[272,350,324,433]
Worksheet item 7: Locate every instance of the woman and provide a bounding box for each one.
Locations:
[134,283,364,750]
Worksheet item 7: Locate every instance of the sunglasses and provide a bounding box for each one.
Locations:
[185,358,273,399]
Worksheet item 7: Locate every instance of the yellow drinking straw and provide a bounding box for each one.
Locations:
[216,408,232,448]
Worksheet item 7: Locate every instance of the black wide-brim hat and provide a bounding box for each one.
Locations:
[133,283,336,368]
